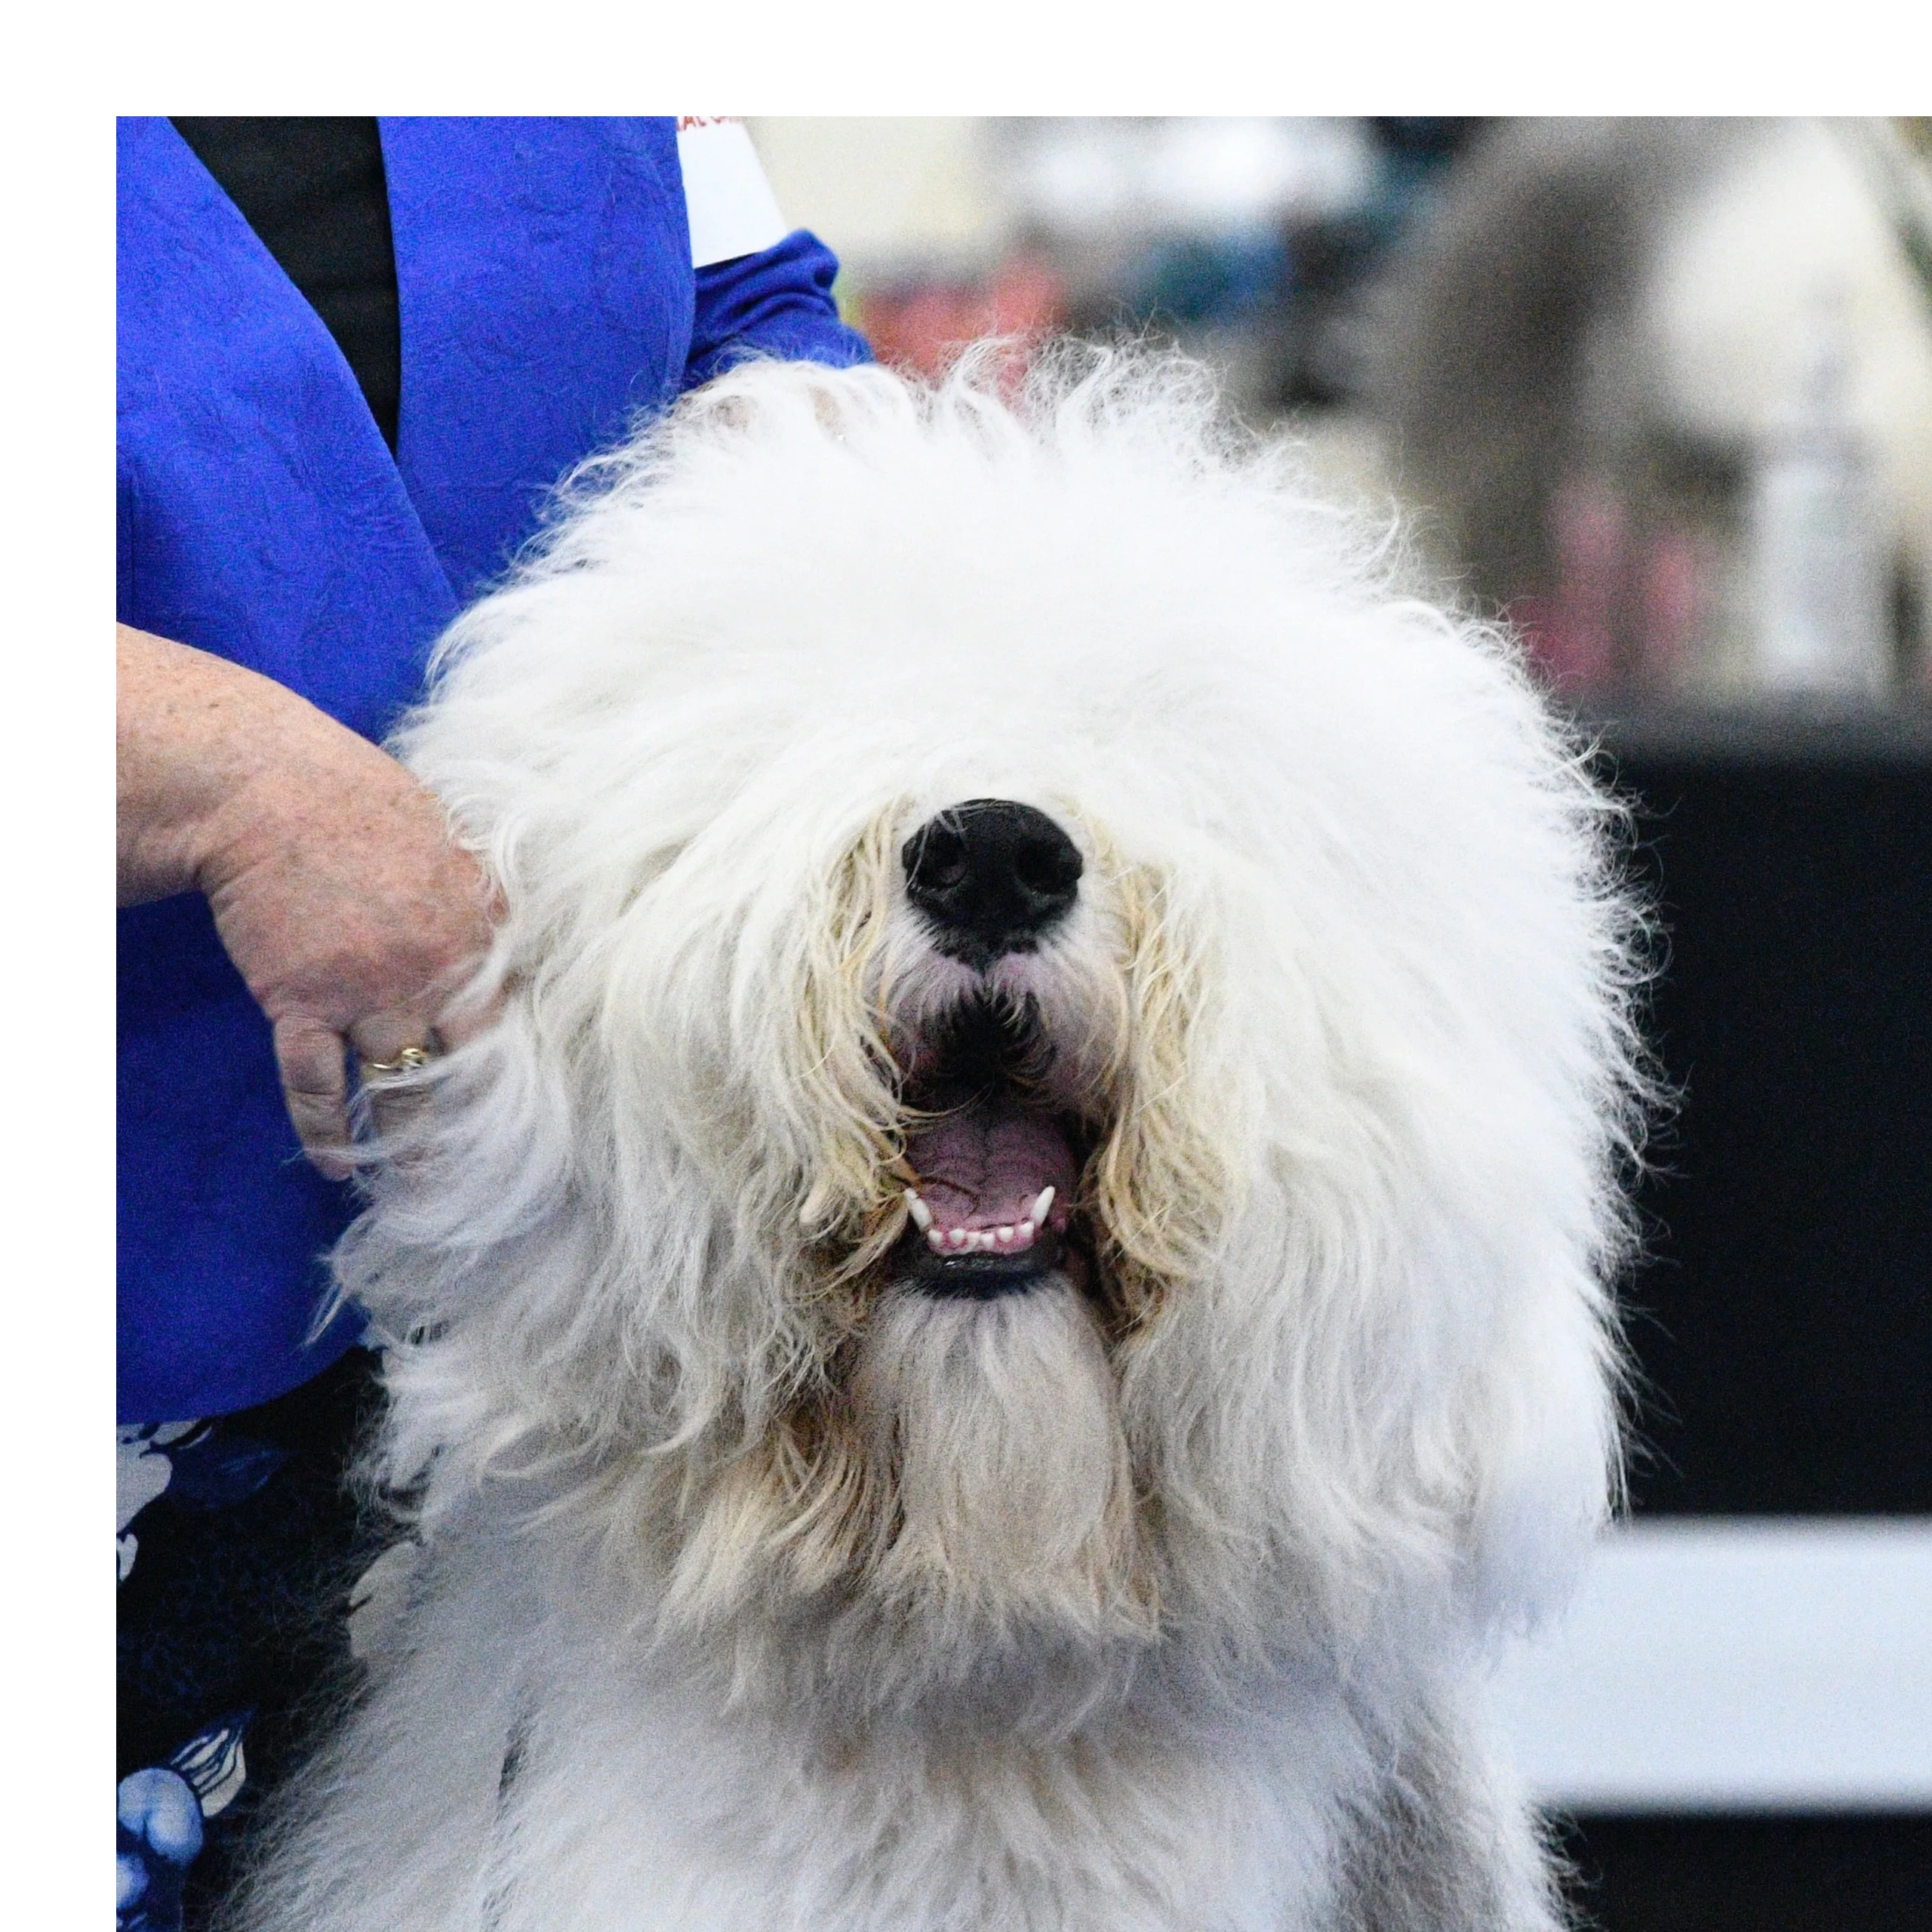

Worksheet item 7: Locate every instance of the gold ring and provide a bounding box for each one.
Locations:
[360,1044,435,1079]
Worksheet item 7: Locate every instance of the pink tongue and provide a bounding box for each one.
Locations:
[905,1101,1079,1231]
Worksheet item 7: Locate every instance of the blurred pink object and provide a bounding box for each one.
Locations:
[1515,477,1628,696]
[857,252,1067,390]
[1635,526,1709,693]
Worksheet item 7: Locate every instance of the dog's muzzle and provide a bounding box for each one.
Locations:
[897,801,1088,1299]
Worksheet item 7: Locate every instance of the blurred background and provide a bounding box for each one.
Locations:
[750,118,1932,1932]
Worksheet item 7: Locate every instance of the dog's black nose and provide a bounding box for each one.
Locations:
[903,799,1082,961]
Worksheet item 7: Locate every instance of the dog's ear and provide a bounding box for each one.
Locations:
[1457,1264,1623,1627]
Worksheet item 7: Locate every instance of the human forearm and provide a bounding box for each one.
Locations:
[117,623,316,907]
[117,622,499,1173]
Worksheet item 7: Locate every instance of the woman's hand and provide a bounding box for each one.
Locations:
[118,625,499,1177]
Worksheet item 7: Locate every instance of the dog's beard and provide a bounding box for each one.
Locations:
[652,1275,1160,1722]
[851,1279,1153,1649]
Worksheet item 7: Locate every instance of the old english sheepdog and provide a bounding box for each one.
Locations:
[233,349,1647,1932]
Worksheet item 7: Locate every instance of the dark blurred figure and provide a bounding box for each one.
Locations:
[1369,117,1932,703]
[1269,118,1484,408]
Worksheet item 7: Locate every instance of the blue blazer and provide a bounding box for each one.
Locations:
[118,116,869,1420]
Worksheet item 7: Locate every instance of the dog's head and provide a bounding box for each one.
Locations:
[358,349,1647,1715]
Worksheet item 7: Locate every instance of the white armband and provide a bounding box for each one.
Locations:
[677,117,790,269]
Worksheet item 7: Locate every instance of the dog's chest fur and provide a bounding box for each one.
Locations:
[372,1540,1413,1932]
[507,1685,1337,1931]
[290,1525,1552,1932]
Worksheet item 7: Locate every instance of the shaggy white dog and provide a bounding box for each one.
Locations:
[233,349,1647,1932]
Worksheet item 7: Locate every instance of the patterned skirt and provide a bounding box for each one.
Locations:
[118,1347,393,1932]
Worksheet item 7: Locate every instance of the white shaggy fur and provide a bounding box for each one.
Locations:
[232,347,1648,1931]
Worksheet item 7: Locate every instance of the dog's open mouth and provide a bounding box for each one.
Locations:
[897,998,1088,1299]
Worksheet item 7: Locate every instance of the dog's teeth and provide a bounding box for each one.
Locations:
[915,1198,1054,1260]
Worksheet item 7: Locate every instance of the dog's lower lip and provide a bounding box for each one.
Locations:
[906,1226,1063,1298]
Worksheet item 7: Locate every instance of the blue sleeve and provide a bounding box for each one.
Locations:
[684,229,874,392]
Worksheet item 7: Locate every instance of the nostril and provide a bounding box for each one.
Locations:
[902,799,1083,962]
[909,825,969,895]
[1013,836,1081,899]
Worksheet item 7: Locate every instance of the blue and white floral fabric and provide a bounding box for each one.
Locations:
[118,1351,386,1931]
